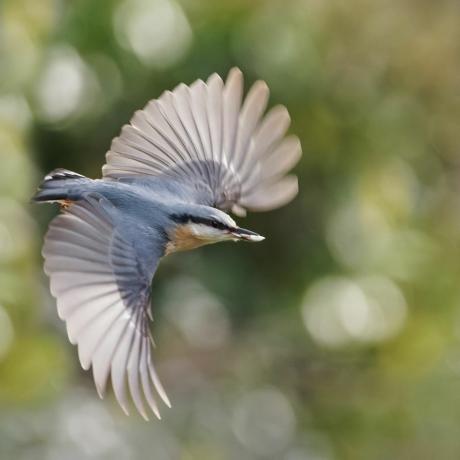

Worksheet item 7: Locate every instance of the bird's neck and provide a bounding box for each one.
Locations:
[164,224,211,255]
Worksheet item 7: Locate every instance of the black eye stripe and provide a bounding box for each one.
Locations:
[171,213,229,231]
[210,219,226,230]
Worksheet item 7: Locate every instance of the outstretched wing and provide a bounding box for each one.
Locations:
[102,68,302,216]
[43,194,170,420]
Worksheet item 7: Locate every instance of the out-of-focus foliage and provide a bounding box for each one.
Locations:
[1,0,460,458]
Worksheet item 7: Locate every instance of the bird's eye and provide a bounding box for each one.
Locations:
[211,220,219,228]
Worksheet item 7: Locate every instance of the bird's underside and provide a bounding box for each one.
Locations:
[34,68,302,419]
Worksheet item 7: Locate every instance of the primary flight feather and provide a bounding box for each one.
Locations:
[34,68,302,420]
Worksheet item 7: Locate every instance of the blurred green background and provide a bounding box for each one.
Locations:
[2,0,460,458]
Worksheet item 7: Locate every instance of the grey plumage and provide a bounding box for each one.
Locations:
[34,68,302,419]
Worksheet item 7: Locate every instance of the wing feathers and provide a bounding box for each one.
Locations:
[103,68,301,214]
[246,105,291,164]
[242,135,302,195]
[206,73,223,166]
[43,198,168,419]
[127,313,149,420]
[140,336,161,418]
[240,175,299,211]
[233,80,269,173]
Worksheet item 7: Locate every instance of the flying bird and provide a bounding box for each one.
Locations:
[33,68,302,420]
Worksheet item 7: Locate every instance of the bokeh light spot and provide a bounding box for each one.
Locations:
[34,46,98,123]
[232,387,296,456]
[0,305,14,361]
[163,277,231,349]
[302,276,407,348]
[113,0,192,68]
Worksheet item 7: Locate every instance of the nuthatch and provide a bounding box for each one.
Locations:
[34,68,302,420]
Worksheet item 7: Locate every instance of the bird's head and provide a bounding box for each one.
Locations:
[166,205,264,254]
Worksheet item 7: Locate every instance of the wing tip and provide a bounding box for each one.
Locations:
[95,381,106,400]
[225,67,244,92]
[112,381,131,416]
[231,203,247,217]
[227,66,243,79]
[78,349,91,370]
[247,79,270,102]
[272,104,291,123]
[287,134,302,153]
[240,174,299,212]
[206,72,223,87]
[93,367,109,400]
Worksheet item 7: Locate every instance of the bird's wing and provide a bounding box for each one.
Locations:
[102,68,302,216]
[43,194,170,420]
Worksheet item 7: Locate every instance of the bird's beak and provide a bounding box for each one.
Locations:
[231,227,265,242]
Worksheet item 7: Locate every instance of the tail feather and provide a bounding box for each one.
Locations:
[33,169,90,203]
[44,168,86,182]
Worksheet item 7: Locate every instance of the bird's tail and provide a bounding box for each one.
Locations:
[33,169,92,203]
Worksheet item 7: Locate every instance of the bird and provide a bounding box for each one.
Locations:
[33,68,302,420]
